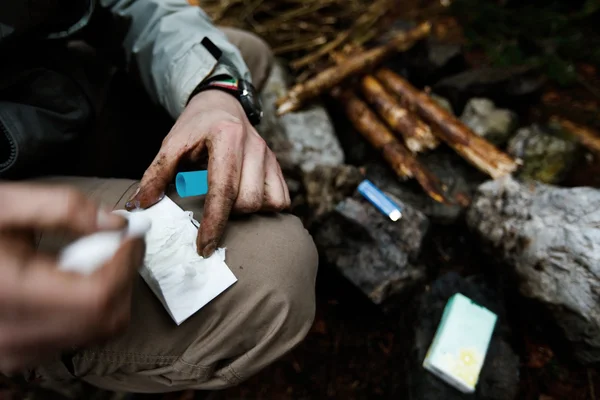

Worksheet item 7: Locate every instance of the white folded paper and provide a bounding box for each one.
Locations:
[130,196,237,325]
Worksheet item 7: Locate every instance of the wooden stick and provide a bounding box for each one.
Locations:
[376,68,519,179]
[291,29,352,70]
[360,75,439,153]
[331,88,449,204]
[289,0,392,70]
[276,22,432,115]
[551,116,600,155]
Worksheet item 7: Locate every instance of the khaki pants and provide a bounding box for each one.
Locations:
[32,29,318,393]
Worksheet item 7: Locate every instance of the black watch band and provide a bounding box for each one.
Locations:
[190,37,263,126]
[191,74,263,126]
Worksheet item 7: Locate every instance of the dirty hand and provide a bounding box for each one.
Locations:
[126,89,290,258]
[0,184,145,374]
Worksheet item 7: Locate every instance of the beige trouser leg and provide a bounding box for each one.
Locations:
[35,177,318,392]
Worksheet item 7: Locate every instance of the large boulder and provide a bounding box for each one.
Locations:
[314,194,429,304]
[467,176,600,363]
[259,61,344,173]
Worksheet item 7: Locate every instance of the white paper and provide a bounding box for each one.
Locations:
[127,196,237,325]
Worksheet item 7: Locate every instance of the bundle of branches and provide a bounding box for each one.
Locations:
[193,0,401,77]
[275,24,518,204]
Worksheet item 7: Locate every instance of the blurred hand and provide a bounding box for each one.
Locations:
[0,183,145,374]
[126,89,290,258]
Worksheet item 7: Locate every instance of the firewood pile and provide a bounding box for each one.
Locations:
[194,0,520,206]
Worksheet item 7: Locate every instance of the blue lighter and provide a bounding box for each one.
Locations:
[357,179,402,221]
[175,170,209,198]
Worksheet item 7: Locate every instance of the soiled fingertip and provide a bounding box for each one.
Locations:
[125,188,165,211]
[201,241,217,258]
[197,230,217,258]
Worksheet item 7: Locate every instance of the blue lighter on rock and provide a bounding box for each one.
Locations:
[176,170,209,198]
[357,179,402,221]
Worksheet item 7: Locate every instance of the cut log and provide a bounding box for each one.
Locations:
[376,68,519,179]
[360,75,439,153]
[331,87,448,204]
[276,22,432,115]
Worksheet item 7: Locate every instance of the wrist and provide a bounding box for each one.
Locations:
[188,89,244,115]
[189,76,263,126]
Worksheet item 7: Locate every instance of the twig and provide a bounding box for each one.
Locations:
[550,116,600,155]
[273,36,328,55]
[276,22,432,115]
[291,29,353,70]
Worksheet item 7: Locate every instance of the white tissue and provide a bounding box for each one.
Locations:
[58,197,237,325]
[132,196,237,325]
[58,213,151,275]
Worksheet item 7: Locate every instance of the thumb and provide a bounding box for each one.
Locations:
[126,151,179,210]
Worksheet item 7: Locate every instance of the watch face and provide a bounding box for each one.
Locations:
[239,80,263,126]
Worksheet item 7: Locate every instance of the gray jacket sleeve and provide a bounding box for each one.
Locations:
[99,0,250,119]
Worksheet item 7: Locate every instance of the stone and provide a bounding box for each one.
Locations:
[433,66,546,115]
[467,176,600,363]
[507,124,579,184]
[364,150,486,224]
[303,164,364,222]
[408,272,520,400]
[259,61,344,173]
[313,194,429,304]
[460,98,518,145]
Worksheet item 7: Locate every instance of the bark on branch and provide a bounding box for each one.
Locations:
[360,75,439,153]
[376,68,519,179]
[330,88,449,204]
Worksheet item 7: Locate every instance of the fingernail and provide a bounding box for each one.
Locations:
[125,187,141,210]
[201,241,217,258]
[97,208,127,230]
[125,199,141,210]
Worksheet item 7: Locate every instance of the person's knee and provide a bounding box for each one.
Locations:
[246,213,318,332]
[219,214,318,383]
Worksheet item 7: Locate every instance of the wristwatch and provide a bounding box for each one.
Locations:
[190,38,263,126]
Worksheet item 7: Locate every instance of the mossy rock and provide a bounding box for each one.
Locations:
[507,124,580,184]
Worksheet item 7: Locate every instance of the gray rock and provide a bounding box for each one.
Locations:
[461,98,518,145]
[409,273,520,400]
[314,195,429,304]
[303,164,363,222]
[507,124,579,184]
[259,61,344,173]
[467,176,600,363]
